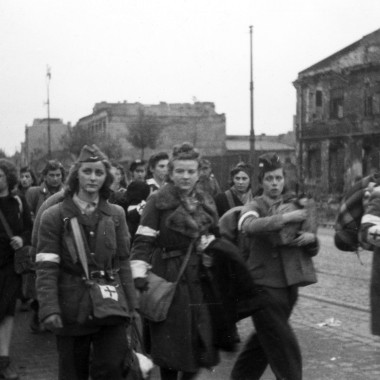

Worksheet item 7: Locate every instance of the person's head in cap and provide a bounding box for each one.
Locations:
[229,162,251,195]
[130,159,147,182]
[258,152,285,200]
[65,144,114,200]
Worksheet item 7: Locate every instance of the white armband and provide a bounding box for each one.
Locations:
[36,253,61,264]
[238,211,259,231]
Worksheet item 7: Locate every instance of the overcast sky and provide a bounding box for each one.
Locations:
[1,0,380,155]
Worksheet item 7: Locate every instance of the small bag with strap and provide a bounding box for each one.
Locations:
[70,217,130,326]
[138,239,195,322]
[0,208,35,274]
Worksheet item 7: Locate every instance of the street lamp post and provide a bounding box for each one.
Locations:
[46,66,52,158]
[249,26,257,187]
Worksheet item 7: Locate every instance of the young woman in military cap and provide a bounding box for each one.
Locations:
[35,145,137,380]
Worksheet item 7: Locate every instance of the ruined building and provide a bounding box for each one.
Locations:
[293,28,380,197]
[22,118,72,171]
[76,101,226,161]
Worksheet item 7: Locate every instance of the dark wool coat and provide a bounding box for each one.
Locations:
[0,195,32,267]
[214,189,243,218]
[131,183,220,372]
[36,197,137,336]
[0,194,32,322]
[240,195,319,288]
[26,182,64,216]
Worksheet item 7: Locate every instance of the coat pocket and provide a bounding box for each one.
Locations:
[58,275,87,325]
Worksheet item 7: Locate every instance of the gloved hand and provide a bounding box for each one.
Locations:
[134,277,149,292]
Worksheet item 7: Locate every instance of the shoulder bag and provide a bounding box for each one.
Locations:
[0,208,35,274]
[70,217,130,325]
[138,239,195,322]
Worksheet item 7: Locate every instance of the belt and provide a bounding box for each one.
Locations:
[90,269,118,281]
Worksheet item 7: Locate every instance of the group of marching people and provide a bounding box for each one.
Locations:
[0,142,321,380]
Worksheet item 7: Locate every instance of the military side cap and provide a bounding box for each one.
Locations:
[258,153,282,174]
[78,144,108,162]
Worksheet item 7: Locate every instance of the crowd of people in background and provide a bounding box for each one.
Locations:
[0,142,321,380]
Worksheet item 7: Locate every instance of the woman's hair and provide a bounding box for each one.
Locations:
[148,152,169,170]
[64,160,114,199]
[111,162,128,188]
[168,142,201,175]
[19,166,37,187]
[147,152,169,179]
[41,159,66,182]
[129,159,147,173]
[229,162,251,188]
[0,159,18,191]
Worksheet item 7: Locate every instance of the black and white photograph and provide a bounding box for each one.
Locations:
[1,0,380,379]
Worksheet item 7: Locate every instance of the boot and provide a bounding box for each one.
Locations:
[0,356,19,380]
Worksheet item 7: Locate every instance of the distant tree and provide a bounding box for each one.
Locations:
[61,126,123,161]
[0,149,7,159]
[60,126,93,159]
[98,136,123,161]
[126,109,164,159]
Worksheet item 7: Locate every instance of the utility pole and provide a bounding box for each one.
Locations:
[249,26,257,186]
[46,66,52,158]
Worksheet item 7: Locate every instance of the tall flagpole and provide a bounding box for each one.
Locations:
[249,26,256,185]
[46,66,52,158]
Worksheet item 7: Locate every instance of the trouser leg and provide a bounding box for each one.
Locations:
[56,335,91,380]
[160,367,178,380]
[231,330,268,380]
[231,286,302,380]
[90,324,128,380]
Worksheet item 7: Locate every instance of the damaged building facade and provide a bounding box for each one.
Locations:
[76,101,226,162]
[293,28,380,197]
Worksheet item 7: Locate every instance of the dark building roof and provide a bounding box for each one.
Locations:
[297,28,380,80]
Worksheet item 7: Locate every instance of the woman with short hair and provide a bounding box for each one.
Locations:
[214,162,253,217]
[17,166,37,196]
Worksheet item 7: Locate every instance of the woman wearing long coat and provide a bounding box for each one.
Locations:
[131,143,220,380]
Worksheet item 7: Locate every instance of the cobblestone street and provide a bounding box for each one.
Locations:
[10,228,380,379]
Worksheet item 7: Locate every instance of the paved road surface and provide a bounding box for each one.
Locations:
[10,228,380,379]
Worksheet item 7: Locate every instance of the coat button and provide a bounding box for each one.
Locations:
[89,231,95,237]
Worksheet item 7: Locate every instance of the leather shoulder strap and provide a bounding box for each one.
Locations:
[0,208,13,238]
[175,239,196,283]
[225,190,236,210]
[70,217,90,279]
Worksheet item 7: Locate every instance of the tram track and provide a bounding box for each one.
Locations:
[316,268,369,282]
[300,291,370,313]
